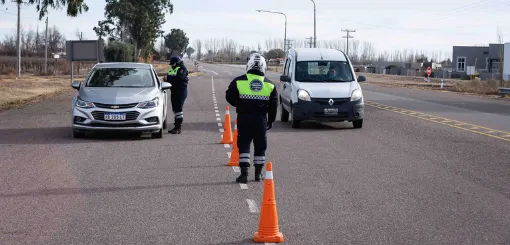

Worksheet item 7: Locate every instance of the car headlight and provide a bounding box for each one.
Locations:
[137,97,159,109]
[297,89,311,101]
[351,89,362,101]
[75,98,96,108]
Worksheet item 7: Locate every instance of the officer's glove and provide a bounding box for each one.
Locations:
[266,122,273,130]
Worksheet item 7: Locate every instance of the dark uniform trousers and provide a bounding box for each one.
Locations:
[170,87,188,126]
[237,113,268,168]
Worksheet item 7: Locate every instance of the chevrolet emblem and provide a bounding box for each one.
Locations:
[111,105,120,109]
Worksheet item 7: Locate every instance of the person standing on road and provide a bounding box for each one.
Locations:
[166,56,189,134]
[225,53,278,183]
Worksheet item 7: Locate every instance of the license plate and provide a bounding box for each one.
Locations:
[104,112,126,120]
[324,108,339,115]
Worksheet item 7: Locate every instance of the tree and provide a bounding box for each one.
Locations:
[164,28,189,57]
[1,0,89,20]
[186,47,195,58]
[93,0,174,60]
[264,48,284,60]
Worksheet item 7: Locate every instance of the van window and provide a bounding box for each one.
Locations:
[295,61,354,82]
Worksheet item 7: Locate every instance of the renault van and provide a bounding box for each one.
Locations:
[279,48,366,128]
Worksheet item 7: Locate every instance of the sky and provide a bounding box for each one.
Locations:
[1,0,510,59]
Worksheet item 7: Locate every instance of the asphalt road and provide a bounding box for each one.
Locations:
[1,61,509,245]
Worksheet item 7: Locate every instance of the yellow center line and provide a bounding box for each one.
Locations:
[365,101,510,142]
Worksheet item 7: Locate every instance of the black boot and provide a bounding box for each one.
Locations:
[169,124,181,134]
[254,165,264,182]
[236,167,249,184]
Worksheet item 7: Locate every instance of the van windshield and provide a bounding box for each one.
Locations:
[295,61,354,82]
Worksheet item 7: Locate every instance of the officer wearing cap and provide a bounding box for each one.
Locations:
[225,53,278,183]
[166,56,189,134]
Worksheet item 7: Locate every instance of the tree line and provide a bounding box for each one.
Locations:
[188,38,453,66]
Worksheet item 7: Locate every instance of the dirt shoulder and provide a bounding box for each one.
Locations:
[360,73,510,100]
[0,68,204,111]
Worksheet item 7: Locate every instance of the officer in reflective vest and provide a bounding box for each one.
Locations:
[166,56,189,134]
[226,53,278,183]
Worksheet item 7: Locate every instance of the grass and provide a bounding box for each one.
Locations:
[360,72,510,98]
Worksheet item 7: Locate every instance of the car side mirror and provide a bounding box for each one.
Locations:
[161,82,172,90]
[357,75,366,82]
[280,75,290,83]
[71,81,81,90]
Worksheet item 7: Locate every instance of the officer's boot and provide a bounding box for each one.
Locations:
[169,124,181,134]
[236,167,249,184]
[254,165,264,182]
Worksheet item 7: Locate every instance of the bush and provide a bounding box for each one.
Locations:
[0,56,94,75]
[104,41,135,62]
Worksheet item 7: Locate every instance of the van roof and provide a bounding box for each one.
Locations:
[292,48,348,62]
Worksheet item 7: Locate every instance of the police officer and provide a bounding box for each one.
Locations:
[225,53,278,183]
[166,56,189,134]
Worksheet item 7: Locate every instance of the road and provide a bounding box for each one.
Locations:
[0,61,509,245]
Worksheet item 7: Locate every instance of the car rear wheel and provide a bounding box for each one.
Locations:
[280,102,289,122]
[353,119,363,129]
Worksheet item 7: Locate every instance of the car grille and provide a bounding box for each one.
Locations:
[88,122,144,128]
[91,111,140,121]
[312,98,350,106]
[94,102,139,109]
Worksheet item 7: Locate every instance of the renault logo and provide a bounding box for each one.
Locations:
[328,99,334,106]
[111,105,120,109]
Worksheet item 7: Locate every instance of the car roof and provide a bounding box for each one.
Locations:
[292,48,348,62]
[92,62,154,69]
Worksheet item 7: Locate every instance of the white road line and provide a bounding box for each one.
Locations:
[227,152,232,158]
[240,184,248,189]
[203,69,220,75]
[217,122,222,127]
[219,128,224,133]
[214,106,218,109]
[246,199,258,213]
[224,144,230,148]
[215,110,219,113]
[232,166,240,172]
[217,118,221,121]
[216,113,220,117]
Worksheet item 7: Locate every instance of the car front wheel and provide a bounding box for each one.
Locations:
[353,119,363,129]
[152,129,163,138]
[73,130,85,138]
[291,107,301,128]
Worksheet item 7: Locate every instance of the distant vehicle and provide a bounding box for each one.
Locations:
[71,62,172,138]
[278,48,367,128]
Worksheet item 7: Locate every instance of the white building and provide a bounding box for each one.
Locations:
[504,42,510,81]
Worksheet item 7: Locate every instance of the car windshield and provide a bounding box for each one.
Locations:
[86,67,155,88]
[295,61,354,82]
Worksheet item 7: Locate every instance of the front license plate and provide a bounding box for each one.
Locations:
[324,108,339,115]
[104,112,126,120]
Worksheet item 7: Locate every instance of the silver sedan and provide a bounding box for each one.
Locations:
[71,62,172,139]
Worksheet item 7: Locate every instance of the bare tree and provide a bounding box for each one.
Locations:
[193,39,203,61]
[497,27,504,86]
[265,39,273,51]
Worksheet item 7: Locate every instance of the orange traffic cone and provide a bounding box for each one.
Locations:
[254,162,284,243]
[220,106,233,144]
[228,121,239,166]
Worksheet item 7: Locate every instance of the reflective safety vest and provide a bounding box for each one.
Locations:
[236,74,275,101]
[167,66,180,76]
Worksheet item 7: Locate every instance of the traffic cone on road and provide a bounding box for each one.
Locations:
[253,162,284,243]
[228,121,239,167]
[220,106,233,144]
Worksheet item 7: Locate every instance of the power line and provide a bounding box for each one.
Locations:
[341,29,355,57]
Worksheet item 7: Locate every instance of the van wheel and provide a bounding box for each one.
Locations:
[291,108,301,128]
[280,103,289,122]
[162,115,167,130]
[353,119,363,129]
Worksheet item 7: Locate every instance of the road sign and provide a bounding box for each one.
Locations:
[427,67,431,76]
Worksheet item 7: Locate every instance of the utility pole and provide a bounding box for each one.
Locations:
[306,37,314,48]
[14,0,21,78]
[310,0,316,48]
[44,16,48,74]
[342,29,355,57]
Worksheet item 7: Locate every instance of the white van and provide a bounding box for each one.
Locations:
[279,48,366,128]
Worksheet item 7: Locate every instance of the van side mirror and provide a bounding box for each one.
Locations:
[71,81,81,90]
[280,75,290,82]
[357,75,366,82]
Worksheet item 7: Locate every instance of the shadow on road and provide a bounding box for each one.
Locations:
[0,181,234,198]
[206,239,254,245]
[0,122,221,144]
[269,121,357,132]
